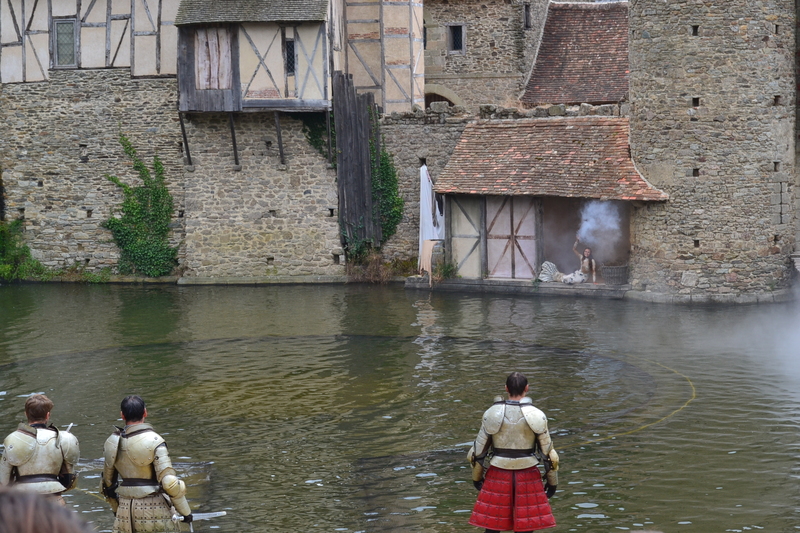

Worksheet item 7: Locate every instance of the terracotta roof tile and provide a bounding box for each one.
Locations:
[435,117,668,202]
[522,1,629,106]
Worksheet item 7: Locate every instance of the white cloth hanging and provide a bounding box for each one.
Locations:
[418,165,444,272]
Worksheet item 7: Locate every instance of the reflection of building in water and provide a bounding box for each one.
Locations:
[412,297,446,391]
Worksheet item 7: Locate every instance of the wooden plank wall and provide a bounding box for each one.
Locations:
[333,70,382,251]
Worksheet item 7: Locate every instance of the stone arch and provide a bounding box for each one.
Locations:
[424,84,465,108]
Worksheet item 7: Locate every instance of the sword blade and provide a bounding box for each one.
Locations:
[193,512,227,521]
[174,511,227,523]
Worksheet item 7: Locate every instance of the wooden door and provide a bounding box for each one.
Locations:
[486,196,540,279]
[448,196,483,279]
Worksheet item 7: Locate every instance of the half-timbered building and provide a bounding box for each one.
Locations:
[0,0,177,82]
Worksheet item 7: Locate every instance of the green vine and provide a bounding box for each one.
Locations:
[0,220,51,281]
[298,108,401,262]
[370,136,404,243]
[103,134,178,277]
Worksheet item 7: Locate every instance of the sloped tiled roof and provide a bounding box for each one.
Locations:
[175,0,328,25]
[435,117,668,202]
[521,1,629,106]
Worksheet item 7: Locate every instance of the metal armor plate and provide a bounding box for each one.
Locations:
[482,403,506,435]
[2,429,37,466]
[58,431,80,468]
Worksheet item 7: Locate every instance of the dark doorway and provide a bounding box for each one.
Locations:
[425,93,454,109]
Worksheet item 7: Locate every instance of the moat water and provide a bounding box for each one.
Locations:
[1,284,799,533]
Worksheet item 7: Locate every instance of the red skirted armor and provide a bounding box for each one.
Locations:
[468,394,559,532]
[469,466,555,532]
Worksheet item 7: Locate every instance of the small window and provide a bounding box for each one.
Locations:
[448,25,465,53]
[285,40,296,76]
[691,25,699,36]
[53,19,77,67]
[524,4,532,30]
[691,97,700,107]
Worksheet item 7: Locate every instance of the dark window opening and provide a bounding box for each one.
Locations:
[53,19,77,67]
[691,25,699,36]
[285,40,296,76]
[691,97,700,107]
[425,93,454,108]
[448,25,464,53]
[774,161,781,172]
[773,95,783,106]
[423,26,427,49]
[694,239,700,248]
[774,24,779,34]
[524,4,532,30]
[692,168,700,177]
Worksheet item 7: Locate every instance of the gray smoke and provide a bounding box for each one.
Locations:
[576,201,623,253]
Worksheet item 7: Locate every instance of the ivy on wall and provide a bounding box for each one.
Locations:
[0,219,50,281]
[103,135,178,277]
[298,112,335,165]
[370,138,403,244]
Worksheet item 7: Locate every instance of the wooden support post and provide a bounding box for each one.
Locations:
[274,112,286,165]
[325,109,333,165]
[228,113,240,166]
[178,112,193,167]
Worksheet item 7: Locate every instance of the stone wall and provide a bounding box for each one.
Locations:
[180,113,344,278]
[628,0,797,296]
[424,0,546,110]
[0,70,343,279]
[0,69,184,270]
[380,103,471,261]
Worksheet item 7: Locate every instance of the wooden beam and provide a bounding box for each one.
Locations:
[274,112,285,165]
[179,112,193,167]
[228,113,239,166]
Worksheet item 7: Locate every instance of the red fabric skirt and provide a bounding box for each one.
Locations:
[469,466,556,532]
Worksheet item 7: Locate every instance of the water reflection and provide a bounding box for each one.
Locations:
[0,284,798,532]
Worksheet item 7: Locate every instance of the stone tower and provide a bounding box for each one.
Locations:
[628,0,797,298]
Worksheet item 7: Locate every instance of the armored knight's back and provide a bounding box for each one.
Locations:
[1,424,78,494]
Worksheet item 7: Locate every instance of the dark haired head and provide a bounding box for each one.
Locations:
[506,372,528,396]
[120,395,146,422]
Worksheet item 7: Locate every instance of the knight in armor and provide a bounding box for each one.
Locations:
[468,372,559,533]
[102,395,193,532]
[0,394,80,506]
